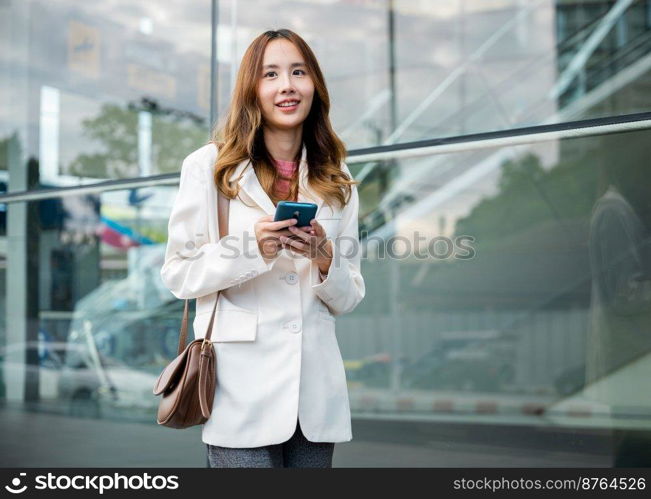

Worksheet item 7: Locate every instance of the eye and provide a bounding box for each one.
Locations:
[263,69,306,78]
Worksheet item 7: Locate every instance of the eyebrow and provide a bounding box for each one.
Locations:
[262,62,306,70]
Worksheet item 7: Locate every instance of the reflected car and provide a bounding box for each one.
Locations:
[401,333,515,392]
[58,345,159,420]
[64,283,186,421]
[0,338,159,419]
[344,353,410,389]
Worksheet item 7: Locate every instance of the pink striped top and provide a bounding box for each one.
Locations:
[273,158,298,200]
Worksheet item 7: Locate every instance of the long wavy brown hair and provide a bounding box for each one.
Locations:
[208,28,357,209]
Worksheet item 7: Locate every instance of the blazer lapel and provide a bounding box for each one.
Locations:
[228,143,325,217]
[296,145,325,218]
[228,157,275,216]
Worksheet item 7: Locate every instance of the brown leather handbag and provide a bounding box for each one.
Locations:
[153,188,230,429]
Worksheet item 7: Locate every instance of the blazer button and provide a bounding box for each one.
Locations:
[288,321,301,333]
[285,272,298,285]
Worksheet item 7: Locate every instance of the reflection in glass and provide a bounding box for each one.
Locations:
[586,136,651,465]
[349,129,651,467]
[1,0,211,186]
[3,124,651,467]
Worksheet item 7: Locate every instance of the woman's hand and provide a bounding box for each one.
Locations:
[280,219,333,274]
[254,215,300,261]
[253,215,312,259]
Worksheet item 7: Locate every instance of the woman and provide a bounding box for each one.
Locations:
[160,29,365,468]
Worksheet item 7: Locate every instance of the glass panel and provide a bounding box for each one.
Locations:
[3,128,651,466]
[5,1,651,177]
[220,1,651,147]
[0,0,211,188]
[345,127,651,465]
[2,185,180,423]
[393,0,651,142]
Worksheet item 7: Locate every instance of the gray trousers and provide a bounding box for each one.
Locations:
[206,419,334,468]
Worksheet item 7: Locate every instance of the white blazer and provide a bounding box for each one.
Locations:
[160,142,365,447]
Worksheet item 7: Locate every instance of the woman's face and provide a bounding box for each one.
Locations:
[257,39,315,132]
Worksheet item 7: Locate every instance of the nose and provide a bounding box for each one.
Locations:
[279,72,297,93]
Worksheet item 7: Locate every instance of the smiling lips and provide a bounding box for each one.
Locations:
[276,100,300,111]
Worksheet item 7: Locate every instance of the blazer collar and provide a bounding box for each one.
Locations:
[228,143,325,217]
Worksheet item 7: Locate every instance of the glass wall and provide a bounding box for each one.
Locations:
[349,129,651,427]
[1,184,179,415]
[2,0,651,467]
[1,0,211,188]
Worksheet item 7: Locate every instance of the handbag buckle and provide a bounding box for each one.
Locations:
[201,337,212,352]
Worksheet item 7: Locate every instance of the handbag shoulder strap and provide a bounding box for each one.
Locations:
[177,187,230,354]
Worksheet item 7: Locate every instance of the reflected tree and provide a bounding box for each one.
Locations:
[67,100,207,179]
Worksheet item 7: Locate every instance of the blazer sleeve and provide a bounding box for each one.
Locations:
[160,154,277,299]
[311,162,366,315]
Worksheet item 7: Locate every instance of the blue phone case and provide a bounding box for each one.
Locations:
[274,201,318,227]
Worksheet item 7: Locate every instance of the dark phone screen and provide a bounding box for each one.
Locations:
[274,201,317,227]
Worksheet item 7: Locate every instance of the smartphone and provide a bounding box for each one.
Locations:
[274,201,318,227]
